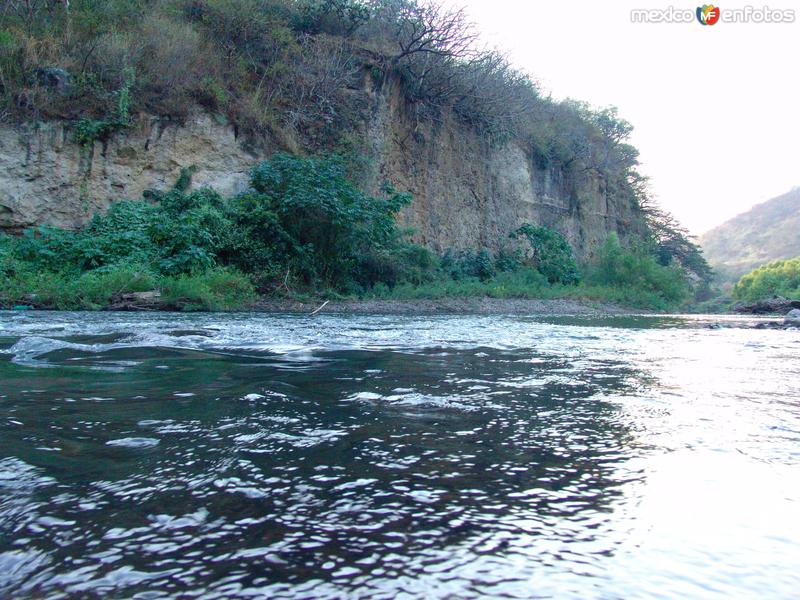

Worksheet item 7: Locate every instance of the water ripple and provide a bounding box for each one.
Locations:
[0,312,798,598]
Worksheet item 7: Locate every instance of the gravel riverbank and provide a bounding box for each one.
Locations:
[251,297,638,315]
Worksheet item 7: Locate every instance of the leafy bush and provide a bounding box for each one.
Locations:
[439,248,496,281]
[732,258,800,303]
[12,195,226,276]
[244,153,416,290]
[510,224,580,285]
[585,234,689,307]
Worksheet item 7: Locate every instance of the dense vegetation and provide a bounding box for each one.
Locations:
[0,0,710,309]
[0,0,540,138]
[0,154,693,310]
[1,1,608,144]
[732,258,800,303]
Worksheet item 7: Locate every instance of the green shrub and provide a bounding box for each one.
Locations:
[585,234,689,307]
[732,258,800,302]
[0,234,11,267]
[77,201,158,268]
[13,226,84,273]
[0,237,37,307]
[245,153,417,289]
[439,248,497,281]
[72,118,124,146]
[510,224,580,285]
[13,191,237,277]
[71,67,135,145]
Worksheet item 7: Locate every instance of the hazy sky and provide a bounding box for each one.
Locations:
[442,0,800,235]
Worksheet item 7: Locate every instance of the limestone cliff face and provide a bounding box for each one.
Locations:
[0,83,643,259]
[0,114,266,231]
[360,84,642,259]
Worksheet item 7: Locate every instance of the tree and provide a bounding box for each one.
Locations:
[733,258,800,302]
[374,0,477,63]
[639,197,713,284]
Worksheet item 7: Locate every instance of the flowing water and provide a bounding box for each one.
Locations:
[0,311,798,599]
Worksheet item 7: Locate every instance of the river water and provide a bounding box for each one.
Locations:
[0,311,798,599]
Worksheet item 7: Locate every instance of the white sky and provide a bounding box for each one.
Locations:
[443,0,800,235]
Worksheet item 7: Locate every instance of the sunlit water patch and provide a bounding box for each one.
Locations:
[0,311,798,598]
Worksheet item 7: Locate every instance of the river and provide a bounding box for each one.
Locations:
[0,311,798,598]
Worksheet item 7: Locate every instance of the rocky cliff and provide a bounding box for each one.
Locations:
[0,82,643,260]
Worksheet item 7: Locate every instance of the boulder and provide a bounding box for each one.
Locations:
[785,308,800,323]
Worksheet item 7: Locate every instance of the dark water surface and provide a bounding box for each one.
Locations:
[0,311,798,599]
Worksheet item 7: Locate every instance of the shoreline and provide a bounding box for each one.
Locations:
[3,296,643,315]
[3,295,795,318]
[3,298,797,328]
[251,297,647,315]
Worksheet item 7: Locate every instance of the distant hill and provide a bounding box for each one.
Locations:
[700,188,800,284]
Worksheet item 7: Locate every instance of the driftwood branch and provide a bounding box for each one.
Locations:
[310,300,329,316]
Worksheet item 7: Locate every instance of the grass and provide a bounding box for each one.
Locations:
[0,264,256,311]
[160,267,258,311]
[0,265,686,312]
[363,268,683,311]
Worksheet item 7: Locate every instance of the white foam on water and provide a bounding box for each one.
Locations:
[106,437,160,449]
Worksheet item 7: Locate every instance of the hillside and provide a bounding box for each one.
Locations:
[700,188,800,284]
